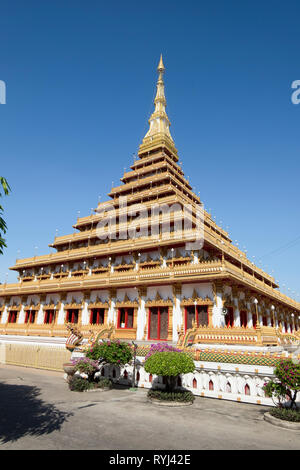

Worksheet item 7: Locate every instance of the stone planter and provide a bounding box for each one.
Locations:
[264,412,300,430]
[148,398,193,407]
[63,362,75,376]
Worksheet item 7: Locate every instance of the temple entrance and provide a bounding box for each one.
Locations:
[148,306,169,340]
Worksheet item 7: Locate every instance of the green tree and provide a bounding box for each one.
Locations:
[0,177,11,254]
[263,360,300,409]
[144,351,195,392]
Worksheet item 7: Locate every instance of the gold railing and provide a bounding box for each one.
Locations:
[0,322,67,337]
[4,343,71,371]
[178,324,279,347]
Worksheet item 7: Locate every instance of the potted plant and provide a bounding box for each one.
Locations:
[144,351,195,405]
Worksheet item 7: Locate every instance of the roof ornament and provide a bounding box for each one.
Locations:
[138,55,178,160]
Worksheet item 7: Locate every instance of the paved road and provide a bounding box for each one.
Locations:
[0,364,299,450]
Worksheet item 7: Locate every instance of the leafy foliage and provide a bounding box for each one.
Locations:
[148,389,194,403]
[68,375,93,392]
[144,351,195,377]
[86,340,133,366]
[263,360,300,409]
[94,377,113,389]
[0,177,11,255]
[144,351,195,392]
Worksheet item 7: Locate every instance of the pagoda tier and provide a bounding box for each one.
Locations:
[1,56,299,345]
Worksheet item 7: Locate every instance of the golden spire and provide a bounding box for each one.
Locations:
[138,55,178,160]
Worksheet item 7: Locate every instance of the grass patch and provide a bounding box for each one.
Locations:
[270,408,300,423]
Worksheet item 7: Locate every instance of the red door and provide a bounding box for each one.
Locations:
[148,307,169,340]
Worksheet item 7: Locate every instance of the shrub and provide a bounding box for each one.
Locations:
[145,343,182,360]
[71,357,99,376]
[86,340,133,366]
[144,351,195,392]
[148,389,194,403]
[95,377,113,389]
[263,360,300,409]
[270,407,300,423]
[68,375,93,392]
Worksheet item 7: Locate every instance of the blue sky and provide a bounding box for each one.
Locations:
[0,0,299,300]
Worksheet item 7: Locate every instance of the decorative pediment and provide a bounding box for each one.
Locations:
[115,293,138,307]
[7,303,22,311]
[43,302,59,310]
[8,299,21,310]
[64,297,83,309]
[89,295,109,309]
[146,291,173,306]
[181,291,213,306]
[24,303,41,310]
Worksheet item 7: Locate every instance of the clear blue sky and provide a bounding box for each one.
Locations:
[0,0,299,300]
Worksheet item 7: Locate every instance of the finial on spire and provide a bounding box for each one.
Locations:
[138,55,178,160]
[157,54,165,72]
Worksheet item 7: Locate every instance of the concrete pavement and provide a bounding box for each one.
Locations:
[0,364,299,450]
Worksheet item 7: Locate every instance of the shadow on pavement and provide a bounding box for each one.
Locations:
[0,382,72,443]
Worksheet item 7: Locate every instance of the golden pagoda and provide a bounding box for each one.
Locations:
[0,56,299,348]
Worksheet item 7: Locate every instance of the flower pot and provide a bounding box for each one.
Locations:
[63,362,75,375]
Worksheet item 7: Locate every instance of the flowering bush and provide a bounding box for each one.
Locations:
[145,343,182,360]
[144,351,195,392]
[71,357,100,377]
[263,360,300,409]
[86,340,133,366]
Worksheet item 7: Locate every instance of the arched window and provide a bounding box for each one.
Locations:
[149,374,153,383]
[209,380,214,391]
[244,384,250,395]
[136,371,140,382]
[193,378,197,389]
[226,382,231,393]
